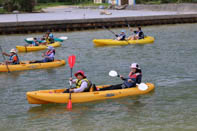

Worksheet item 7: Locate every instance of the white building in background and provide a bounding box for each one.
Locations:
[94,0,136,5]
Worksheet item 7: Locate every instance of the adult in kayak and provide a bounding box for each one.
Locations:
[128,27,144,40]
[99,63,142,91]
[115,30,126,41]
[63,70,92,93]
[1,49,20,65]
[45,30,54,44]
[30,46,55,63]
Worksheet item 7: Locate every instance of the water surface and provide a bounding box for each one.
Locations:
[0,23,197,131]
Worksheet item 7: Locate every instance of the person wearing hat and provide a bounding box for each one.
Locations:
[116,30,126,41]
[30,46,55,63]
[63,70,92,93]
[99,63,142,91]
[1,49,20,65]
[127,27,144,40]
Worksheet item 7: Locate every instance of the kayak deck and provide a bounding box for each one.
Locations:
[0,60,66,72]
[26,83,155,104]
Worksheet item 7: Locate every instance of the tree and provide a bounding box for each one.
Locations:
[3,0,36,12]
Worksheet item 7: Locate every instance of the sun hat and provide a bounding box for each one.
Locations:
[130,63,139,69]
[10,49,16,53]
[74,70,86,78]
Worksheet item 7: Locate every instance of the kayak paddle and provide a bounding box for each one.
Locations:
[67,55,76,109]
[103,26,118,37]
[108,70,148,91]
[0,46,10,73]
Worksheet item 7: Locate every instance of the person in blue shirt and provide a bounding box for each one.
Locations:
[31,38,39,46]
[116,30,126,41]
[30,46,55,63]
[128,27,145,40]
[1,49,20,65]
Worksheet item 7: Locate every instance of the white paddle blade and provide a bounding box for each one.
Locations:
[59,36,68,40]
[69,81,72,86]
[26,38,34,41]
[109,70,118,77]
[138,83,148,91]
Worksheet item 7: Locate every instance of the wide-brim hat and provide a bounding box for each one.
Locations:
[10,49,16,53]
[74,70,86,78]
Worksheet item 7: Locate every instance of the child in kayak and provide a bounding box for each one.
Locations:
[116,30,126,41]
[63,70,92,93]
[1,49,20,65]
[99,63,142,91]
[30,38,39,46]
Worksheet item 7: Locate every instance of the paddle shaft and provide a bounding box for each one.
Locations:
[24,44,28,53]
[0,46,10,73]
[69,68,73,99]
[103,26,117,37]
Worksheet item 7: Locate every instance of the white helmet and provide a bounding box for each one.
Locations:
[47,46,54,50]
[130,63,139,69]
[10,49,16,53]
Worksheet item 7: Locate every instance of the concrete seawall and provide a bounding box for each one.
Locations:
[126,3,197,12]
[0,14,197,35]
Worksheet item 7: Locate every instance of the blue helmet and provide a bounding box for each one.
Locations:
[121,30,125,33]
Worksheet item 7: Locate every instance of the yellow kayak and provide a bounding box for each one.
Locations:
[0,60,65,72]
[16,42,61,52]
[93,36,154,46]
[26,83,155,104]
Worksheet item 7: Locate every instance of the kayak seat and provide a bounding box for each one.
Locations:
[89,84,97,92]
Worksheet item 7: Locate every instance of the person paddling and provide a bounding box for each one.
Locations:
[99,63,142,91]
[30,46,55,63]
[1,49,19,65]
[116,30,126,41]
[30,38,39,46]
[128,27,144,40]
[63,70,92,93]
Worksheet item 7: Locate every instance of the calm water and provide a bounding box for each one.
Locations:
[0,24,197,131]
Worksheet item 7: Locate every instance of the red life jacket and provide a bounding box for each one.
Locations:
[129,72,141,79]
[45,50,54,56]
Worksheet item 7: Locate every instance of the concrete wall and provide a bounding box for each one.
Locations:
[0,14,197,35]
[126,3,197,12]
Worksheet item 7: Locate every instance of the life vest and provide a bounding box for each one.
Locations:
[9,54,19,64]
[75,78,92,92]
[32,41,39,46]
[46,37,50,44]
[137,31,144,39]
[45,50,55,56]
[129,71,142,84]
